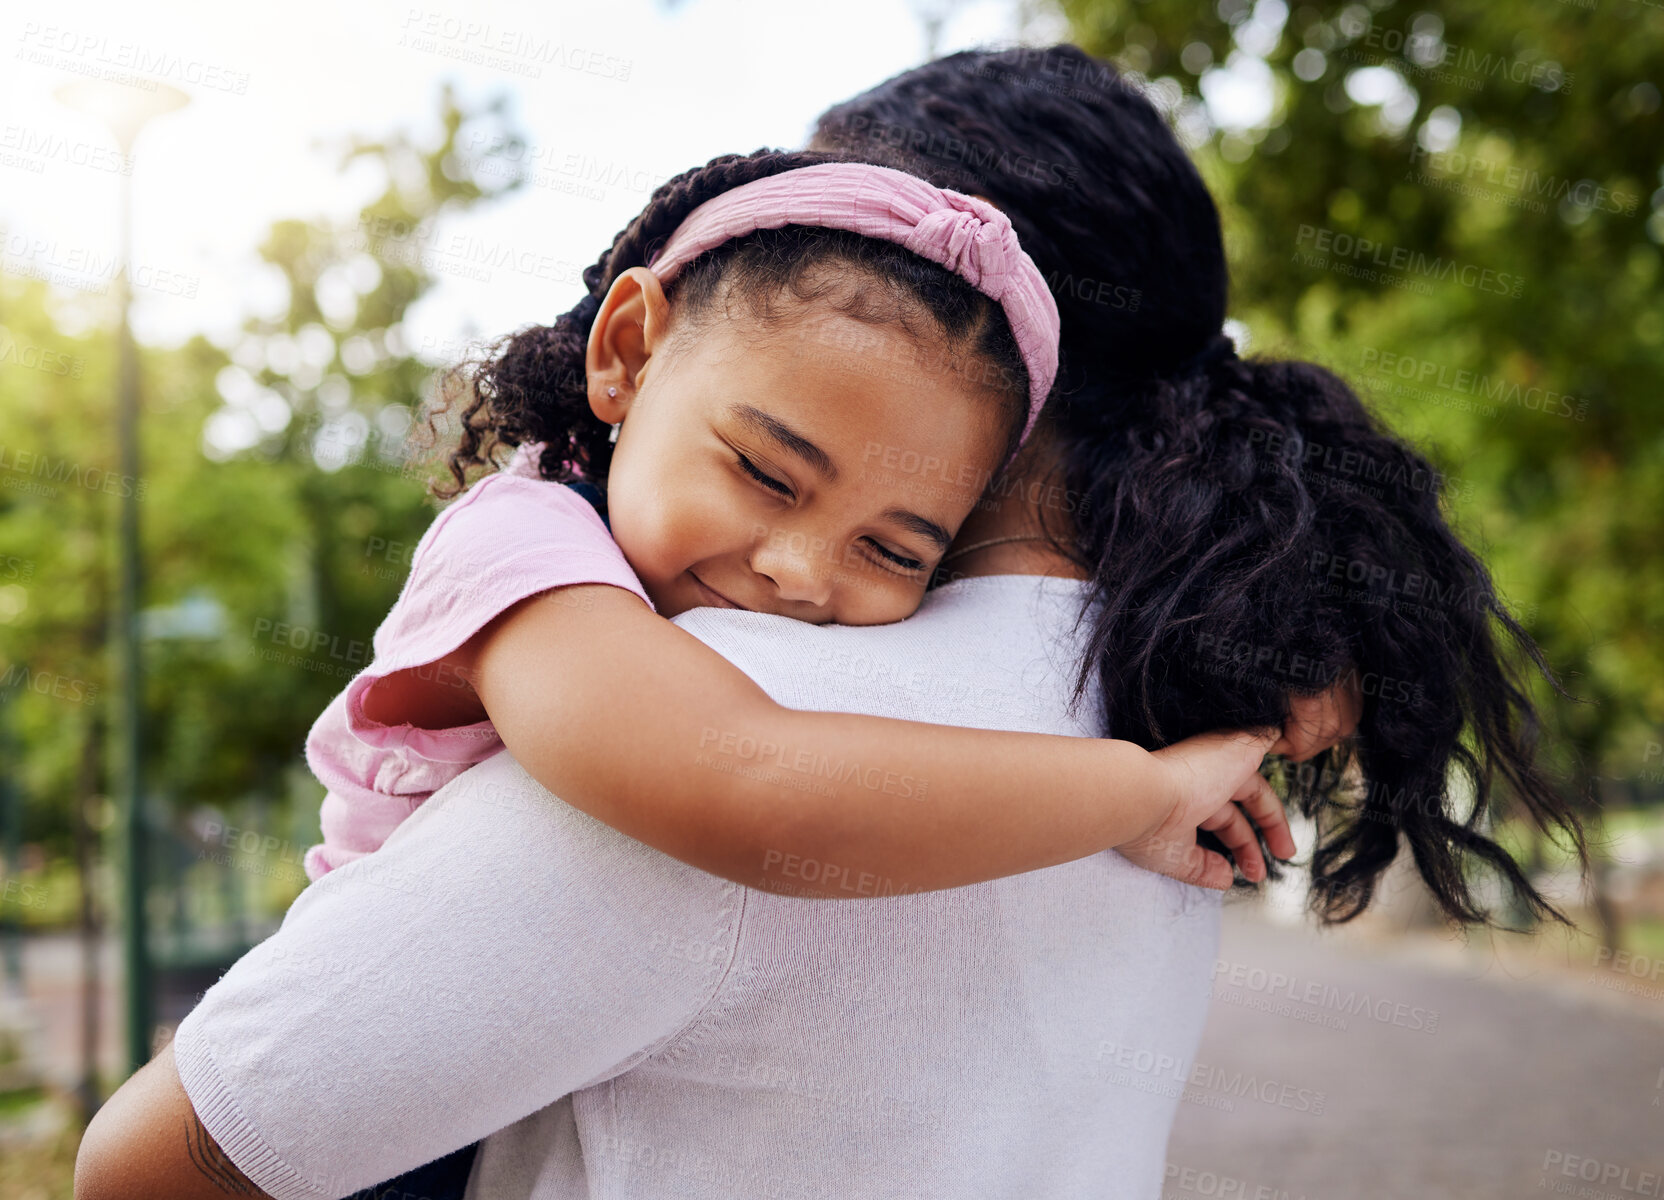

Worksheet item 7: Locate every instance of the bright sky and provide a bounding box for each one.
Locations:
[1,0,1073,351]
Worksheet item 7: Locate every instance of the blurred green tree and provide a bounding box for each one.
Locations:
[0,83,525,915]
[1057,0,1664,935]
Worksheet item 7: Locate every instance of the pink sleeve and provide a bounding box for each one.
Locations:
[302,468,650,878]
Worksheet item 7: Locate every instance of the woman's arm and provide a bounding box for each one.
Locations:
[79,750,750,1198]
[75,1042,268,1200]
[368,584,1289,896]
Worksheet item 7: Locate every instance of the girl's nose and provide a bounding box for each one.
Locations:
[750,533,835,609]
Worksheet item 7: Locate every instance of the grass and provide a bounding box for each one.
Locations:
[0,1085,46,1117]
[1578,913,1664,967]
[1483,910,1664,990]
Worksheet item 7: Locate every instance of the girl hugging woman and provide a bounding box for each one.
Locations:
[300,152,1298,898]
[77,44,1588,1200]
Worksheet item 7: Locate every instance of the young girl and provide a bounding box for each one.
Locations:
[303,152,1296,898]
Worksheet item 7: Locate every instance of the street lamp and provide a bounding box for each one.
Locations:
[908,0,961,60]
[54,77,190,1078]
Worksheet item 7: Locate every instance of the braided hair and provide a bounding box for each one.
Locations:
[432,149,1030,496]
[815,47,1589,927]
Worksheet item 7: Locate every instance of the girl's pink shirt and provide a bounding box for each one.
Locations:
[301,446,649,880]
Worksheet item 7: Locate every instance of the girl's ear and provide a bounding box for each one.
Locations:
[586,266,672,425]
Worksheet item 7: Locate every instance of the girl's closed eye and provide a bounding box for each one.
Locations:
[866,540,927,573]
[736,450,926,573]
[736,452,793,498]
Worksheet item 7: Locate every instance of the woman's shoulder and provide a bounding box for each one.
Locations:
[921,572,1094,628]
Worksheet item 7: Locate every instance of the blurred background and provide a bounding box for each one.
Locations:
[0,0,1660,1195]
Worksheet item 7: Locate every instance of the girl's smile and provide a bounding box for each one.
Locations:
[589,266,1014,625]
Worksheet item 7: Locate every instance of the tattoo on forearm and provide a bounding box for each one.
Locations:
[184,1112,262,1195]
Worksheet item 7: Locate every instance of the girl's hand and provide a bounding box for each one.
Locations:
[1121,728,1293,890]
[1271,676,1363,762]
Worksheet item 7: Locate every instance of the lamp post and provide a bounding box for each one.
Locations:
[54,77,190,1077]
[908,0,960,60]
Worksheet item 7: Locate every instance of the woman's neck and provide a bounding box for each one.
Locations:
[938,430,1089,583]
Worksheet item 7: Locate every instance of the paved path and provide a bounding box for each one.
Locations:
[2,934,123,1091]
[4,928,266,1092]
[9,913,1664,1199]
[1166,905,1664,1200]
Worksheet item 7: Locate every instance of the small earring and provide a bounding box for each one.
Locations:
[607,386,618,398]
[608,422,621,444]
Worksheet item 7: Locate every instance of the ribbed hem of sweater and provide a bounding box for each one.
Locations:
[173,1019,334,1200]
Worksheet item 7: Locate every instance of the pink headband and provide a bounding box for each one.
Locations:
[645,162,1060,451]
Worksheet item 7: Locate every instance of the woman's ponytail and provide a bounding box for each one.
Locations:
[816,44,1587,926]
[1054,353,1588,926]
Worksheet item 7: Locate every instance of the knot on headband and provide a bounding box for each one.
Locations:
[643,162,1060,453]
[903,203,1019,296]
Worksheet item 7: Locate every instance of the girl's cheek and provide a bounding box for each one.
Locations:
[681,489,752,559]
[643,476,735,569]
[874,591,927,626]
[611,457,697,570]
[833,569,925,627]
[679,467,753,535]
[605,487,679,581]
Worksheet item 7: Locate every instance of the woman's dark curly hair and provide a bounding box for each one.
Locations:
[432,148,1030,496]
[814,45,1588,927]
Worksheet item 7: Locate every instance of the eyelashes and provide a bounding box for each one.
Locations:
[871,539,925,569]
[873,544,926,571]
[735,452,792,497]
[734,453,929,574]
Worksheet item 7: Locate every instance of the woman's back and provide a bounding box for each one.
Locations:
[471,577,1222,1198]
[172,577,1222,1199]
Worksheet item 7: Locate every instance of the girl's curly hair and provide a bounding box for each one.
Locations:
[815,45,1588,926]
[431,148,1029,497]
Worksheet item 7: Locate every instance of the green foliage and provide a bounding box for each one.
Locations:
[0,85,525,871]
[1058,0,1664,800]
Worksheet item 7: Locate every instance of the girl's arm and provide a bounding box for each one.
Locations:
[368,583,1290,896]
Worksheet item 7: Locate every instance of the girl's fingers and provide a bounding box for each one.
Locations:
[1199,802,1266,882]
[1120,833,1233,890]
[1182,845,1236,891]
[1233,772,1297,862]
[1274,694,1330,762]
[1278,687,1362,762]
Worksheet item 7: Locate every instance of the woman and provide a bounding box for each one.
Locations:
[76,46,1583,1200]
[812,45,1584,924]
